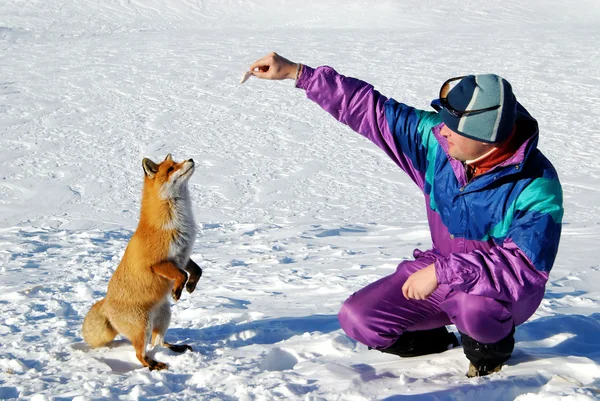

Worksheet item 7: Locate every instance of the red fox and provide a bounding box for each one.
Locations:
[82,154,202,370]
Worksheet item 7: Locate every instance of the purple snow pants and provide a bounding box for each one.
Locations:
[338,253,535,348]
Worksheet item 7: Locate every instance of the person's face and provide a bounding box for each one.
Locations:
[440,124,495,161]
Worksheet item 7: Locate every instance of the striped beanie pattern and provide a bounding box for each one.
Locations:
[441,74,517,144]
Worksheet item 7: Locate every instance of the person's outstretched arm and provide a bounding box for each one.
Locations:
[248,53,442,191]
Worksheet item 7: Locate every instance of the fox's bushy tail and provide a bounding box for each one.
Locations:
[82,299,117,348]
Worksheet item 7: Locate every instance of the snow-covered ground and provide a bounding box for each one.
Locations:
[1,0,600,399]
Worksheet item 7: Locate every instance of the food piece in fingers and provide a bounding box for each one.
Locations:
[239,70,253,84]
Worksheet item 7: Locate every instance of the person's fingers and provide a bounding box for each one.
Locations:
[249,54,272,71]
[250,52,281,72]
[402,282,409,300]
[247,52,298,81]
[249,62,269,74]
[251,70,269,79]
[248,62,271,79]
[250,64,278,79]
[249,64,270,77]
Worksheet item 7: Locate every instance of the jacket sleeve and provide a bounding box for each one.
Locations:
[296,65,442,190]
[434,177,563,303]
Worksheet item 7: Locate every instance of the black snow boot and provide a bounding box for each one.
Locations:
[461,326,515,377]
[371,326,459,358]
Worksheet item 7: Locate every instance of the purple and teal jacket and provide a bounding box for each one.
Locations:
[297,66,563,305]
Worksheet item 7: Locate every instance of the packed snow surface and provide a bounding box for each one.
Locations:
[1,0,600,400]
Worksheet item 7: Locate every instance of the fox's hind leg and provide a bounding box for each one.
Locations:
[151,300,192,353]
[112,309,167,371]
[163,341,192,353]
[151,300,171,348]
[132,330,167,371]
[133,321,168,371]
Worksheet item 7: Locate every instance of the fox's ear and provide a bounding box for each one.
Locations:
[142,158,159,178]
[164,153,173,162]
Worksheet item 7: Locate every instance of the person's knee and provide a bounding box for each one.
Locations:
[336,259,441,349]
[337,296,366,339]
[450,293,513,344]
[337,296,393,349]
[395,259,425,281]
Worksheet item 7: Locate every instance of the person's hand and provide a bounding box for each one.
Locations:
[402,263,439,300]
[248,52,299,80]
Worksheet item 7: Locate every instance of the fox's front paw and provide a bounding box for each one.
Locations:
[186,275,200,293]
[172,269,188,301]
[172,283,184,301]
[185,260,202,294]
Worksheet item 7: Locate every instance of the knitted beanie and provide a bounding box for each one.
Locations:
[440,74,517,144]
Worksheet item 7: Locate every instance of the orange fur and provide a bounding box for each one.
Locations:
[82,154,201,370]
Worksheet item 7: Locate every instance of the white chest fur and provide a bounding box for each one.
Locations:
[164,191,197,268]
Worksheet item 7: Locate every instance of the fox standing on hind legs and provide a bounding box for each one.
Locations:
[82,154,202,371]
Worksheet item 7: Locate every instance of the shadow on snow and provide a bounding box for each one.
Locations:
[381,313,600,401]
[172,314,341,351]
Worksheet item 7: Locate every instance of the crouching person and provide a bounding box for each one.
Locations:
[247,53,563,377]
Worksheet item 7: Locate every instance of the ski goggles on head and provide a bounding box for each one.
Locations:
[439,75,501,117]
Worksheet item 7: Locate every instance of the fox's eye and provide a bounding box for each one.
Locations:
[167,167,174,174]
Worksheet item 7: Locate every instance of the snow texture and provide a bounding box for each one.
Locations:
[1,0,600,400]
